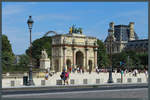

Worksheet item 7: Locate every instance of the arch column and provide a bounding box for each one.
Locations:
[72,47,76,68]
[51,59,55,72]
[63,46,66,69]
[51,48,55,72]
[85,48,88,71]
[94,48,98,70]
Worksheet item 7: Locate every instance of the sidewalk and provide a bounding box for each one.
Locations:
[3,83,148,90]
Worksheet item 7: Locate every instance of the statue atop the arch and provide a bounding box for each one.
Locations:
[69,24,82,34]
[41,49,48,59]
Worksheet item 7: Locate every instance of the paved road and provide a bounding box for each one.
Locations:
[3,88,148,99]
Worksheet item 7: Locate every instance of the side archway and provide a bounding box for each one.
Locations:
[66,59,71,72]
[88,60,92,73]
[54,59,59,72]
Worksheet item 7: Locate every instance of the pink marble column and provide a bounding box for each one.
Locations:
[95,50,97,68]
[63,47,66,68]
[72,48,75,68]
[85,48,88,71]
[94,48,98,69]
[73,48,76,68]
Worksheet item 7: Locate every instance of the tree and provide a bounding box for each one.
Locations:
[10,54,30,72]
[2,34,15,72]
[26,36,52,67]
[97,39,109,68]
[136,52,148,70]
[111,50,147,70]
[18,54,30,68]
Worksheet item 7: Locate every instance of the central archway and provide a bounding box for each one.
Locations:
[66,59,71,70]
[76,51,84,68]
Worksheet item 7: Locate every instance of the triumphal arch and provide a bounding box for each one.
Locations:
[51,25,98,72]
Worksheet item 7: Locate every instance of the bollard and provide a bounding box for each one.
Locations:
[96,79,100,84]
[41,80,45,86]
[70,79,75,85]
[10,81,15,87]
[83,79,88,84]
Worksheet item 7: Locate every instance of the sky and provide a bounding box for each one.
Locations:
[2,2,148,55]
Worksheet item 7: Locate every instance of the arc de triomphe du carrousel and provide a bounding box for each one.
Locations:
[49,25,98,73]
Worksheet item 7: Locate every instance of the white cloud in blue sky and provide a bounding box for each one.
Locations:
[2,2,148,55]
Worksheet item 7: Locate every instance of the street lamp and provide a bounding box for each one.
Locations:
[107,29,114,83]
[27,16,34,85]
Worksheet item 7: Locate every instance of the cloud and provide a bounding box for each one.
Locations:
[115,10,147,19]
[3,4,25,16]
[35,13,79,22]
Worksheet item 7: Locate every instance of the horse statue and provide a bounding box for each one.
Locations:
[69,25,82,34]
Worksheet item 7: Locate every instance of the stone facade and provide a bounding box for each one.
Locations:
[51,33,98,72]
[104,22,148,54]
[126,39,148,53]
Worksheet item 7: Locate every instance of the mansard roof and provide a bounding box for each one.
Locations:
[113,25,139,41]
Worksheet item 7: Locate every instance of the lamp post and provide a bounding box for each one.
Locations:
[127,56,130,71]
[107,29,114,83]
[27,16,34,85]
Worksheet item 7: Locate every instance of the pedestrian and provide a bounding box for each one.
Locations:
[134,69,138,77]
[69,67,72,73]
[77,67,80,73]
[132,69,135,76]
[72,68,75,73]
[124,69,127,76]
[65,70,69,85]
[82,68,84,74]
[96,67,99,74]
[45,71,49,80]
[80,67,82,74]
[144,69,148,79]
[60,68,67,85]
[121,70,124,83]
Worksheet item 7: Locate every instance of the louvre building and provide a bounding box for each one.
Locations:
[104,22,148,54]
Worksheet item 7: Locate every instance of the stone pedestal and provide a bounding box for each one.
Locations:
[40,58,50,70]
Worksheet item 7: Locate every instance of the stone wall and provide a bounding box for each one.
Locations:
[2,72,148,88]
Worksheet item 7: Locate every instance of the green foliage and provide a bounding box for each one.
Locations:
[112,50,148,70]
[26,36,52,66]
[2,35,31,73]
[136,52,148,66]
[112,51,128,68]
[11,54,30,72]
[2,35,14,53]
[18,54,30,68]
[97,39,109,68]
[2,34,15,72]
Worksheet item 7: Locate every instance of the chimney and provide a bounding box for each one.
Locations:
[129,22,135,40]
[108,22,114,35]
[109,22,114,30]
[108,29,113,35]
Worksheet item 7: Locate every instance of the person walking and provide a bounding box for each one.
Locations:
[77,67,80,73]
[121,70,124,83]
[65,70,70,85]
[60,68,67,85]
[45,70,49,80]
[144,69,148,81]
